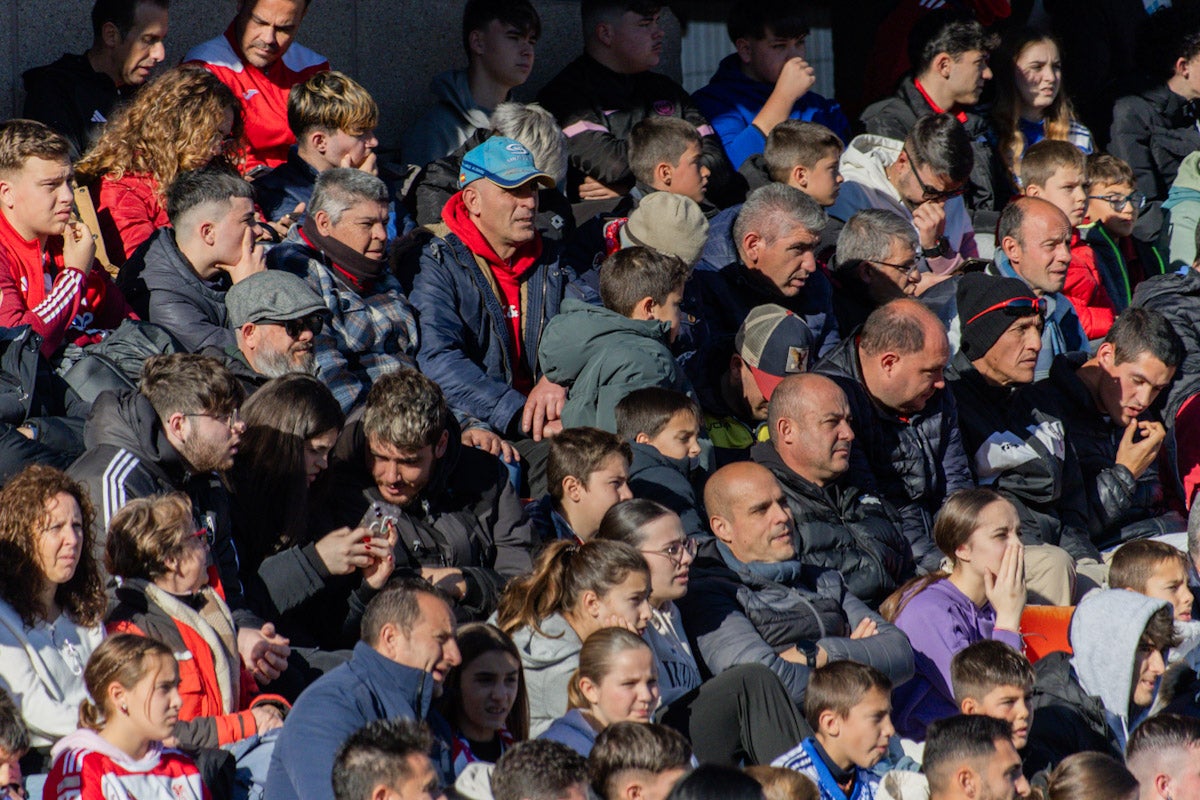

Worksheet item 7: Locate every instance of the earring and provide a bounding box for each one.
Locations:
[120,704,128,714]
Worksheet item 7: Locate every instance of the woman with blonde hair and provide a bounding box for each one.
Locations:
[76,65,243,264]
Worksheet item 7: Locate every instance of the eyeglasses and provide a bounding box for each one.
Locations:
[261,314,324,339]
[964,296,1046,325]
[641,537,698,566]
[870,258,921,279]
[185,409,242,430]
[904,147,966,202]
[191,526,213,547]
[1087,192,1146,213]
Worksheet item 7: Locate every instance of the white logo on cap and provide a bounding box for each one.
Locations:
[505,142,529,154]
[785,346,808,373]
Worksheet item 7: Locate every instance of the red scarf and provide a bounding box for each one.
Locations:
[442,192,542,394]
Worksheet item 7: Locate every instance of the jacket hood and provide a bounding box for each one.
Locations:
[508,612,583,669]
[84,389,183,470]
[1166,151,1200,203]
[696,204,742,272]
[51,727,166,769]
[1071,589,1170,720]
[430,69,494,128]
[539,708,597,755]
[540,299,671,385]
[836,135,907,218]
[703,53,771,102]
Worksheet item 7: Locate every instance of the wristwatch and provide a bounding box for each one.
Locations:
[921,235,951,259]
[798,640,819,666]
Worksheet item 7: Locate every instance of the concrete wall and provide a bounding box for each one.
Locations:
[1,0,682,157]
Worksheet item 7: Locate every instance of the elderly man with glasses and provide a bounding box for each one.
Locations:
[831,208,922,336]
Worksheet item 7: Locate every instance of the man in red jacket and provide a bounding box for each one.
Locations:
[185,0,329,173]
[0,119,134,358]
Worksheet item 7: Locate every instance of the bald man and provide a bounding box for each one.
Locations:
[815,299,973,573]
[677,461,914,706]
[750,374,912,607]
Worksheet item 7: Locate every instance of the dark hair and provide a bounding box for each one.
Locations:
[140,353,243,419]
[440,623,529,742]
[614,387,700,441]
[462,0,541,56]
[0,465,105,628]
[726,0,808,43]
[665,765,765,800]
[1126,712,1200,768]
[363,368,449,452]
[1046,752,1139,800]
[492,740,588,800]
[600,246,691,317]
[232,374,344,565]
[597,499,675,548]
[858,299,930,356]
[590,722,691,799]
[0,688,29,758]
[1020,139,1086,190]
[360,577,447,646]
[581,0,661,39]
[628,118,701,187]
[496,539,648,636]
[92,0,169,40]
[1104,307,1184,370]
[909,11,998,73]
[1141,5,1200,81]
[951,641,1034,705]
[906,113,974,185]
[764,121,843,182]
[803,661,892,731]
[1140,604,1180,654]
[332,718,434,800]
[547,427,632,502]
[924,715,1014,796]
[165,164,254,224]
[1109,539,1190,594]
[80,634,175,731]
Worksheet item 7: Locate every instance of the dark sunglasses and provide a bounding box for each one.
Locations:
[905,147,967,201]
[261,314,324,338]
[965,296,1046,325]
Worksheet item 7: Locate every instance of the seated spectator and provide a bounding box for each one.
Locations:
[0,689,28,800]
[265,579,461,800]
[615,390,706,536]
[117,165,262,353]
[541,247,692,432]
[743,766,818,800]
[0,120,132,359]
[0,467,105,769]
[691,303,813,467]
[830,209,921,337]
[589,722,690,800]
[947,272,1104,602]
[104,493,286,792]
[693,1,847,171]
[684,183,838,360]
[753,373,912,608]
[1161,151,1200,271]
[992,29,1094,188]
[268,167,418,413]
[527,428,633,544]
[184,0,329,172]
[403,0,540,169]
[76,66,244,265]
[1018,308,1182,547]
[665,766,765,800]
[827,114,978,280]
[861,13,1005,221]
[44,635,207,800]
[679,462,914,706]
[255,70,380,224]
[986,197,1086,380]
[21,0,168,158]
[1024,589,1176,774]
[950,640,1034,751]
[440,623,527,775]
[739,120,843,204]
[1110,10,1200,242]
[883,488,1026,741]
[211,269,325,394]
[1108,540,1200,661]
[412,136,566,438]
[923,715,1028,800]
[626,118,710,208]
[1082,154,1163,315]
[1044,752,1139,800]
[815,299,972,574]
[770,662,895,798]
[320,369,534,620]
[596,500,811,766]
[539,629,658,756]
[331,718,440,800]
[495,539,651,736]
[491,740,588,800]
[1126,713,1200,800]
[536,0,735,204]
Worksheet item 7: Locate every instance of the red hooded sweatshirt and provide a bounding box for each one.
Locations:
[442,191,543,394]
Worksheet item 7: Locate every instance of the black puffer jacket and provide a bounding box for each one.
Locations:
[1017,352,1174,547]
[814,336,974,573]
[751,441,913,608]
[677,536,913,706]
[1132,266,1200,402]
[1022,651,1119,777]
[947,352,1099,561]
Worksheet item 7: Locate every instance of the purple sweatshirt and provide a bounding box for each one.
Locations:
[890,578,1023,741]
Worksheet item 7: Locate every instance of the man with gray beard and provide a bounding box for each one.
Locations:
[206,269,326,396]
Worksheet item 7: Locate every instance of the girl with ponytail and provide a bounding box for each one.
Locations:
[44,634,209,800]
[495,539,652,736]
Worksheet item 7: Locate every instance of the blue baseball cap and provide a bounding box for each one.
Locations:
[459,136,556,190]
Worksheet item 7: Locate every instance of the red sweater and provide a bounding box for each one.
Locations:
[0,209,134,357]
[94,172,169,264]
[46,729,210,800]
[1062,229,1116,340]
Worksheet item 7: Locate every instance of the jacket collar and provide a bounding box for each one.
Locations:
[348,640,437,720]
